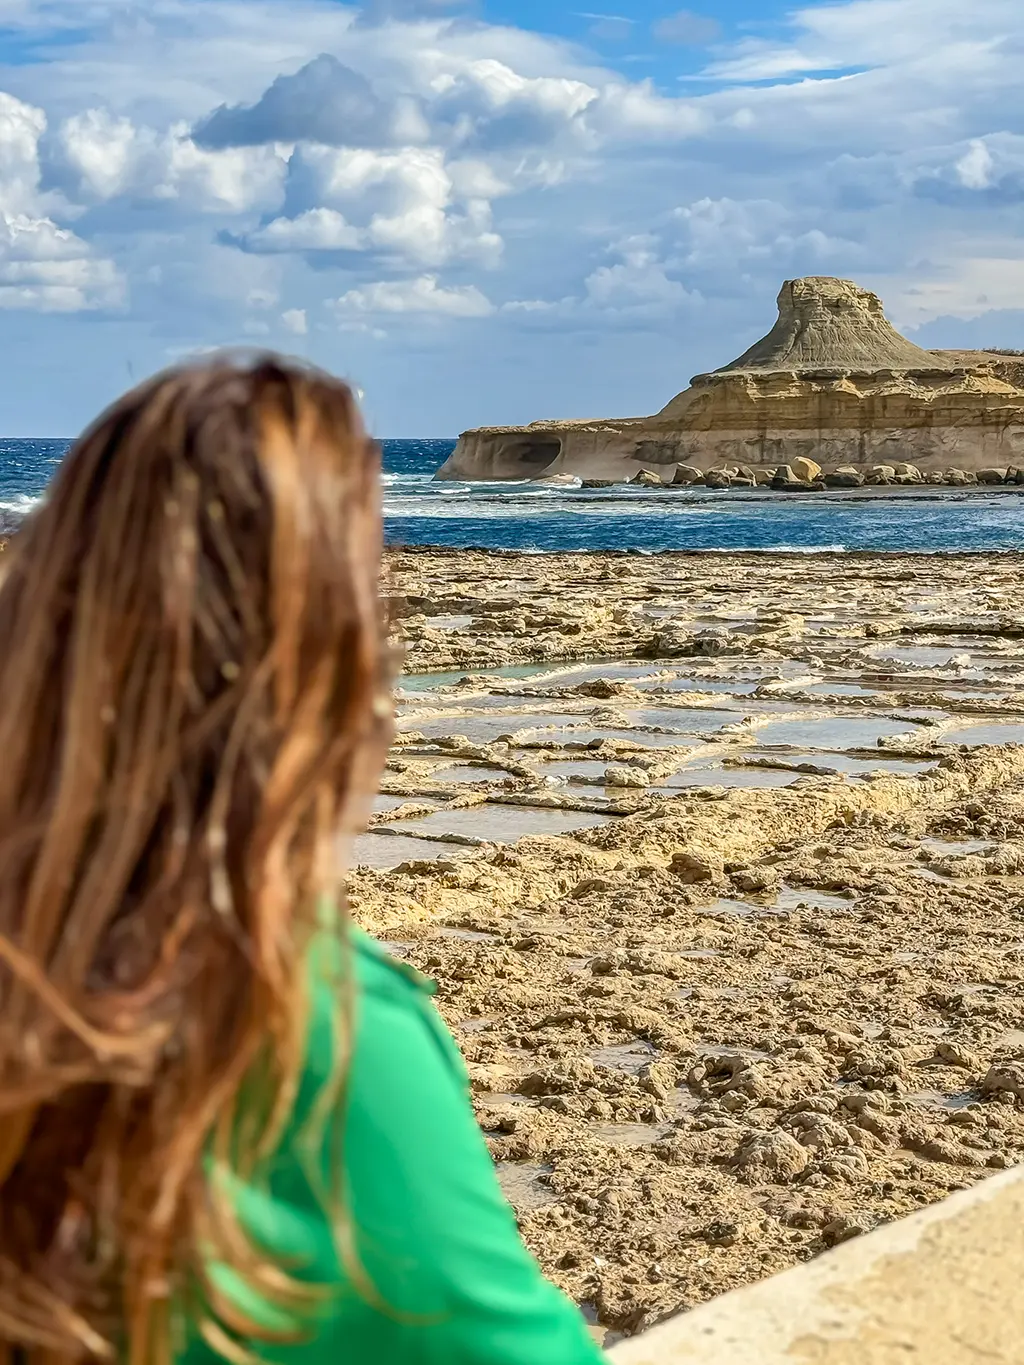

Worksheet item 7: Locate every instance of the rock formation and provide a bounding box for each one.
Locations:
[436,277,1024,484]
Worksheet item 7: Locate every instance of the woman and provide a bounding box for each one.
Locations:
[0,358,605,1365]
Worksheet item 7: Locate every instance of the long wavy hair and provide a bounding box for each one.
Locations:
[0,357,392,1363]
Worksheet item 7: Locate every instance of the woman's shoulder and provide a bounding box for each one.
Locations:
[347,927,437,999]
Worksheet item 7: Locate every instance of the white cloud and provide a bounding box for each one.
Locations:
[0,90,48,213]
[333,273,495,317]
[702,0,1015,81]
[281,306,308,333]
[884,257,1024,327]
[243,145,503,268]
[584,238,695,312]
[0,240,124,311]
[246,207,363,251]
[52,109,289,212]
[956,140,995,190]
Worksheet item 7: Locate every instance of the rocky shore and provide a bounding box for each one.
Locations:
[438,278,1024,485]
[353,548,1024,1349]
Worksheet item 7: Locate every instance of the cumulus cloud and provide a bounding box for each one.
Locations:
[50,109,288,213]
[281,307,308,333]
[332,273,494,316]
[584,238,696,312]
[237,145,503,268]
[0,215,124,311]
[0,92,124,313]
[194,54,427,150]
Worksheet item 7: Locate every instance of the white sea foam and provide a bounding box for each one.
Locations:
[0,494,43,514]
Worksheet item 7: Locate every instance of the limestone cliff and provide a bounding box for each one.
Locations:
[436,277,1024,483]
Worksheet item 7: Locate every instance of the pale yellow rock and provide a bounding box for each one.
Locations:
[791,456,822,482]
[438,277,1024,483]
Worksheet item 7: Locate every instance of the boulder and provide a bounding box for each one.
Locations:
[772,465,820,491]
[925,471,945,484]
[867,464,896,485]
[705,470,733,489]
[672,465,705,486]
[893,462,923,484]
[791,456,822,482]
[581,479,617,488]
[1005,466,1024,485]
[977,467,1008,484]
[630,469,664,488]
[824,467,865,489]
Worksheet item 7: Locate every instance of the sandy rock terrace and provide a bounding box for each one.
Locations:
[350,549,1024,1350]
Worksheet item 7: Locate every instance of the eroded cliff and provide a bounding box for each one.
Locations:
[436,277,1024,484]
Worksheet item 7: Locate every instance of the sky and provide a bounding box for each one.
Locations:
[0,0,1022,436]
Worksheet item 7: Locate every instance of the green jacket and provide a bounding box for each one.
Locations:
[181,929,605,1364]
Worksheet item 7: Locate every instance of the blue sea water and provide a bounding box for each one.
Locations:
[3,437,1023,553]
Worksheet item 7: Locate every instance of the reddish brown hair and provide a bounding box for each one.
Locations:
[0,357,391,1363]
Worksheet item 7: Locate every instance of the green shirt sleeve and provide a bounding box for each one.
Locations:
[188,929,605,1365]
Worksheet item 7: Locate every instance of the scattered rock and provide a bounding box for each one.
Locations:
[730,1129,810,1184]
[670,851,724,884]
[791,456,822,483]
[981,1061,1024,1101]
[824,468,865,489]
[605,764,651,789]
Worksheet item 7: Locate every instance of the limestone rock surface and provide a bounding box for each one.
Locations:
[437,276,1024,483]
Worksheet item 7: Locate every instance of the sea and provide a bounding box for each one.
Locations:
[2,437,1023,554]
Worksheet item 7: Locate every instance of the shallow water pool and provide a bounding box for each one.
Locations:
[942,723,1024,746]
[395,803,616,843]
[352,833,479,869]
[753,716,918,749]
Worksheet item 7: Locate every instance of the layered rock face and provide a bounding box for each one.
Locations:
[436,277,1024,483]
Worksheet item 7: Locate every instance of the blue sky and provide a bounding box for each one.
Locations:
[0,0,1022,436]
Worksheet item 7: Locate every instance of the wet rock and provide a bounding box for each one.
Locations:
[672,465,705,486]
[705,470,733,490]
[977,467,1008,484]
[867,464,896,485]
[631,470,664,488]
